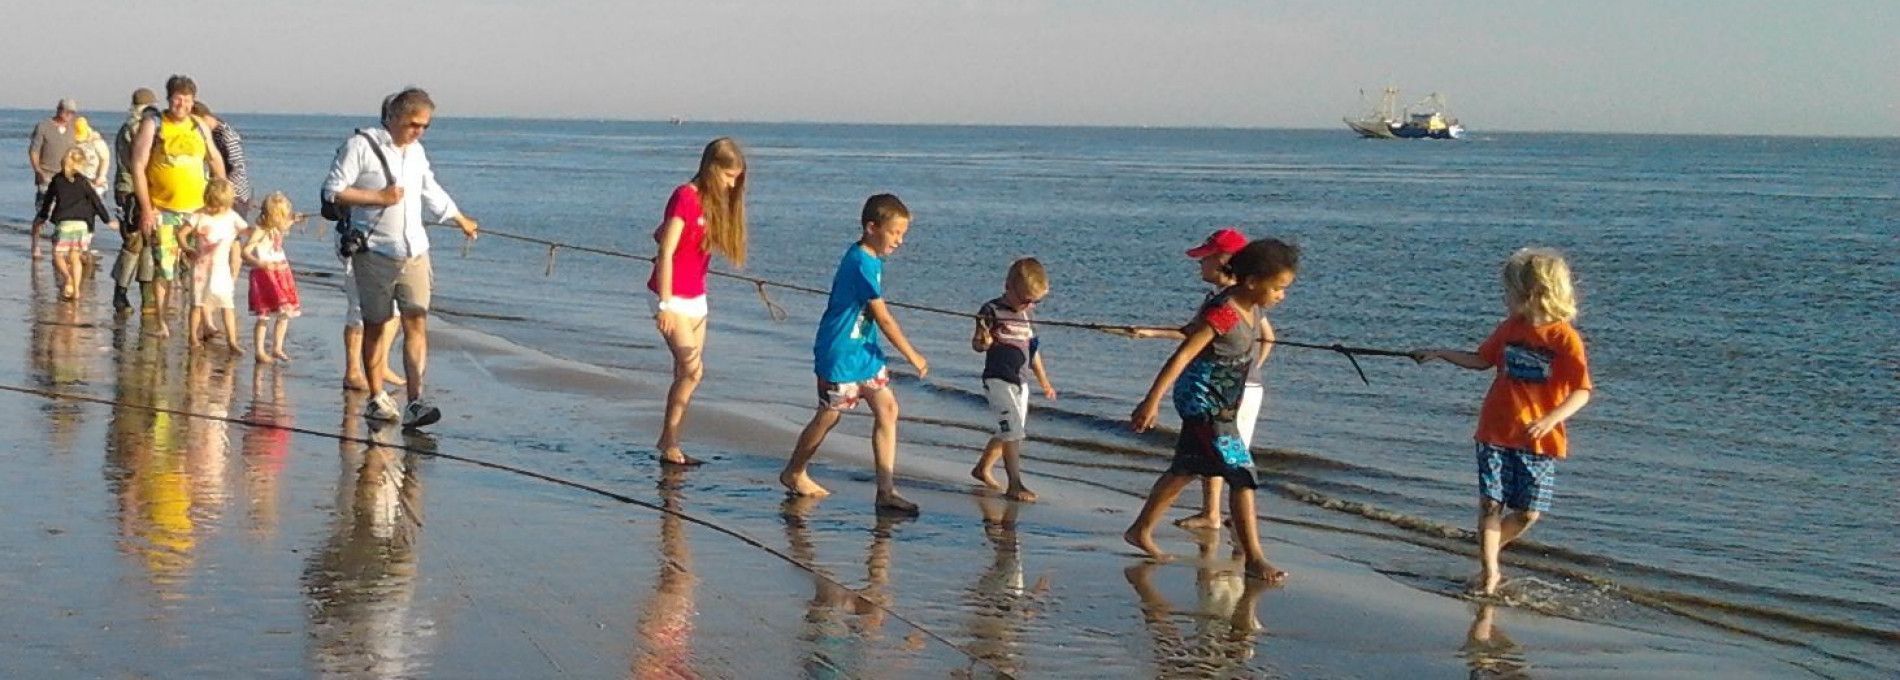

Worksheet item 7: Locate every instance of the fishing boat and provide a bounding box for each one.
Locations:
[1345,87,1464,140]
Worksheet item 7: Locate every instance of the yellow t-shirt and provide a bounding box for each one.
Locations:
[148,115,208,212]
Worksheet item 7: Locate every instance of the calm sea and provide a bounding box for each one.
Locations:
[2,110,1894,675]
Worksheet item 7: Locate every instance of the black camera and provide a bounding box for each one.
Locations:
[336,221,368,259]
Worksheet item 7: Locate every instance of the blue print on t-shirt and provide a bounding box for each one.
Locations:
[1502,343,1552,383]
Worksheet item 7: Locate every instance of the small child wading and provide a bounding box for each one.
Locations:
[183,179,246,353]
[780,194,929,515]
[32,147,116,300]
[244,192,302,363]
[1123,238,1300,584]
[1120,228,1277,531]
[970,258,1057,503]
[1412,248,1593,597]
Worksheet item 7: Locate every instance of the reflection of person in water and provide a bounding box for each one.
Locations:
[1461,603,1530,679]
[239,365,292,539]
[632,468,699,678]
[303,412,431,676]
[1123,532,1272,677]
[961,496,1045,676]
[101,318,196,599]
[184,351,239,522]
[783,498,921,678]
[29,269,92,451]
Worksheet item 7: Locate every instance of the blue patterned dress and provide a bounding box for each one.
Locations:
[1166,292,1262,488]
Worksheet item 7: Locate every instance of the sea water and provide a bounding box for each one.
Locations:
[1,110,1893,675]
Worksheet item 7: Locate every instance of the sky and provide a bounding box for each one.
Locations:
[2,0,1893,136]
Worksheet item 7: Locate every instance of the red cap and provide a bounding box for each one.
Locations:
[1185,227,1247,258]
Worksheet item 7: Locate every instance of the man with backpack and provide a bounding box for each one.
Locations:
[109,88,159,311]
[321,87,479,429]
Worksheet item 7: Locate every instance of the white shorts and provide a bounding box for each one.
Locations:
[1236,383,1264,448]
[983,378,1029,442]
[648,294,709,319]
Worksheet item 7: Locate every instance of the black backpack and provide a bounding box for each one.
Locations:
[324,129,395,257]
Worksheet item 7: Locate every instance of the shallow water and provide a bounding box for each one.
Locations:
[0,109,1893,676]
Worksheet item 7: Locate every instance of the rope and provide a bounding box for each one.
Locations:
[436,225,1413,384]
[0,381,999,675]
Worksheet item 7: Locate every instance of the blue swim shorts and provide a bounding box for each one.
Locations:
[1476,442,1556,513]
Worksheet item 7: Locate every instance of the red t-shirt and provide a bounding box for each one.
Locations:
[1474,316,1593,459]
[645,183,709,297]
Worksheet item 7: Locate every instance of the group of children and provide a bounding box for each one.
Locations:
[35,175,303,360]
[650,138,1594,592]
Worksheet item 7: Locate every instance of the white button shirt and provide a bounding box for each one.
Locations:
[321,126,462,260]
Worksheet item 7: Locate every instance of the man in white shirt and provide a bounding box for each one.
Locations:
[322,88,479,428]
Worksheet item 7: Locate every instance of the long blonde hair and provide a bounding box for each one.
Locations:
[691,137,747,268]
[60,148,86,180]
[256,192,295,233]
[1503,247,1577,324]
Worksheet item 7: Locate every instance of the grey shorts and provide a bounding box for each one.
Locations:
[351,252,432,325]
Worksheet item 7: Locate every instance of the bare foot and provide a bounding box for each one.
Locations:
[970,464,1004,492]
[875,491,920,515]
[226,342,244,354]
[658,446,705,467]
[1003,485,1038,503]
[779,471,831,498]
[1469,569,1502,597]
[1244,559,1288,585]
[256,353,275,365]
[1173,514,1220,530]
[157,324,171,338]
[343,375,369,392]
[383,370,407,387]
[274,350,292,363]
[1123,527,1167,560]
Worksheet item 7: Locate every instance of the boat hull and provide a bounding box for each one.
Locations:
[1344,117,1397,139]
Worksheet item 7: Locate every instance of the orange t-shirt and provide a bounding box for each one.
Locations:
[1474,316,1593,458]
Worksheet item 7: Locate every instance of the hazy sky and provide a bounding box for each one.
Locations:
[3,1,1892,135]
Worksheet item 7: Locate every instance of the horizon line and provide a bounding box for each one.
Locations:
[1,107,1893,141]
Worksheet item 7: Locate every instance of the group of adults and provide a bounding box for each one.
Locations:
[24,77,479,431]
[26,79,248,313]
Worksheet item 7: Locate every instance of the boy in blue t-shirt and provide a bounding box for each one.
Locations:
[780,194,930,515]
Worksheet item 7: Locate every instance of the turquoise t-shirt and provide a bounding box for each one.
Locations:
[813,243,886,382]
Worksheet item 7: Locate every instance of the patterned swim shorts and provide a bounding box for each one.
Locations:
[817,367,891,411]
[1476,442,1556,513]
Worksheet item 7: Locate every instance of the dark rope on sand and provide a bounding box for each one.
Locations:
[446,225,1411,384]
[0,381,1001,677]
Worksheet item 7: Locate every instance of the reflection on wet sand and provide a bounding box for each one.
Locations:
[631,468,700,678]
[961,496,1051,676]
[783,498,928,678]
[183,352,239,526]
[28,267,97,454]
[96,304,198,598]
[303,408,432,677]
[239,366,293,539]
[1462,603,1531,679]
[1124,531,1272,679]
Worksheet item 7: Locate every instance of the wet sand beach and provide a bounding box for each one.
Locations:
[0,228,1818,678]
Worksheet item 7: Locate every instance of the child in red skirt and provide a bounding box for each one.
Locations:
[244,192,301,363]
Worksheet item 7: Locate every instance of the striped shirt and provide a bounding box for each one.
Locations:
[211,122,251,203]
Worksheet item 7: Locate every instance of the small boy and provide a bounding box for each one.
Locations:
[970,258,1057,502]
[780,194,930,514]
